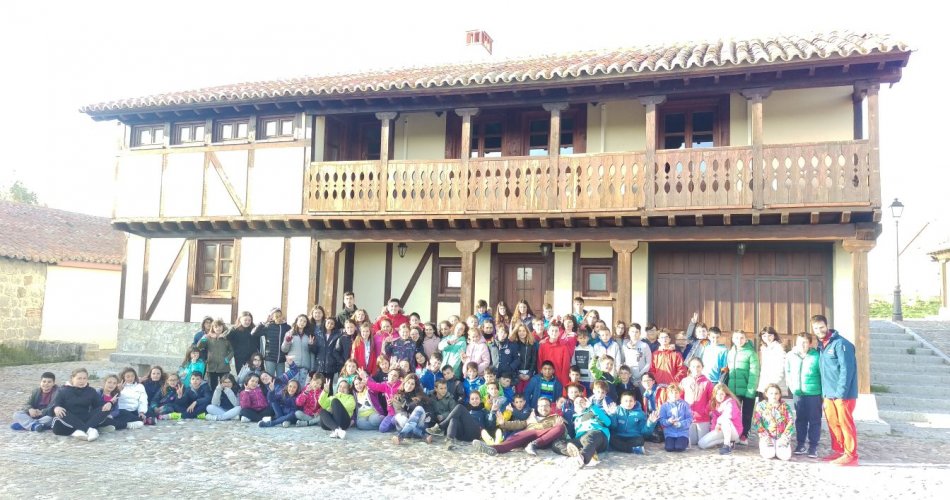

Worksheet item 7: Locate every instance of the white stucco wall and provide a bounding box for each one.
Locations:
[161,153,203,217]
[390,243,434,317]
[764,87,854,144]
[285,237,312,317]
[730,93,751,146]
[833,241,856,343]
[631,242,650,324]
[247,147,306,215]
[586,100,646,153]
[146,238,188,322]
[394,112,446,160]
[40,265,121,348]
[553,249,574,314]
[237,238,284,319]
[352,243,387,309]
[190,304,233,323]
[124,235,146,320]
[115,154,162,218]
[205,150,248,217]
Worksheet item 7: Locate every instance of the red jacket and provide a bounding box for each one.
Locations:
[352,340,379,374]
[372,313,409,334]
[295,388,322,416]
[681,374,713,423]
[651,347,687,386]
[537,332,576,387]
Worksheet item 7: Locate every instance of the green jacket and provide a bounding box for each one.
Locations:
[727,342,760,398]
[785,348,822,397]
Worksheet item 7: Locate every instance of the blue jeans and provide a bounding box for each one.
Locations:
[793,394,822,448]
[398,407,427,439]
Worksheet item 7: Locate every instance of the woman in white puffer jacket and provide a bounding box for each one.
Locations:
[756,326,787,396]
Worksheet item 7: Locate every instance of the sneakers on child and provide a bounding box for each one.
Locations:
[831,454,859,466]
[564,443,584,468]
[793,444,807,455]
[480,429,495,445]
[737,436,749,446]
[392,435,402,445]
[144,417,156,425]
[71,429,88,439]
[494,428,504,445]
[586,453,601,467]
[328,428,339,439]
[632,446,646,455]
[240,416,251,423]
[261,416,272,423]
[281,421,291,428]
[10,423,25,431]
[719,445,733,455]
[127,421,145,430]
[86,428,99,442]
[204,415,218,421]
[472,439,498,456]
[196,413,207,420]
[426,424,443,436]
[444,438,457,451]
[337,429,346,440]
[30,422,46,432]
[258,421,271,428]
[168,412,182,421]
[807,446,819,459]
[525,440,538,456]
[821,452,844,462]
[296,420,309,427]
[99,425,117,433]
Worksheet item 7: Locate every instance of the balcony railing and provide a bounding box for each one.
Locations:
[304,140,873,216]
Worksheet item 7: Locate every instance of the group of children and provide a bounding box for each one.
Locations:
[10,294,826,468]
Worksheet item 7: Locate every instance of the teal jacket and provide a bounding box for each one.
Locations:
[610,403,656,438]
[785,348,822,397]
[727,342,760,399]
[573,402,612,442]
[818,330,858,400]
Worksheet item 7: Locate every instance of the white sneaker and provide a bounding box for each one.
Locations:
[205,415,218,421]
[337,429,346,440]
[99,425,117,433]
[329,428,339,439]
[525,441,537,456]
[127,421,145,430]
[240,417,251,423]
[86,428,100,441]
[71,430,88,439]
[262,416,272,423]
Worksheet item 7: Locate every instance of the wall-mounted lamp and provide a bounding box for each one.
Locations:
[737,243,746,256]
[435,111,444,117]
[539,243,553,258]
[397,242,408,258]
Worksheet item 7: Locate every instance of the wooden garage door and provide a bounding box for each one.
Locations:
[651,245,831,340]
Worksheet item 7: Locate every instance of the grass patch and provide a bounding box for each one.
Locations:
[907,347,917,355]
[870,384,891,393]
[0,344,73,367]
[870,297,942,319]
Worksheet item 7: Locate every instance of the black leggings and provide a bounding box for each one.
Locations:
[240,407,274,422]
[208,372,228,391]
[738,396,756,439]
[554,430,608,464]
[440,404,483,442]
[112,409,142,430]
[609,434,646,452]
[319,399,353,431]
[52,409,108,435]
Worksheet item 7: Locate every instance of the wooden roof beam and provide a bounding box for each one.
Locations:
[492,218,503,229]
[723,214,732,225]
[780,212,789,225]
[695,214,704,227]
[810,212,820,224]
[841,211,852,224]
[470,218,482,229]
[640,216,650,227]
[540,217,549,229]
[752,213,760,225]
[589,217,598,228]
[667,215,676,227]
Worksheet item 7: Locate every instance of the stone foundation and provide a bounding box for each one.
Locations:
[0,257,46,342]
[112,319,200,374]
[0,339,98,362]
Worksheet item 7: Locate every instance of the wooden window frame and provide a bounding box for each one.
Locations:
[657,96,730,150]
[171,121,206,146]
[195,239,236,298]
[436,259,462,301]
[214,118,250,142]
[470,114,505,158]
[581,265,613,297]
[131,124,165,147]
[258,114,295,140]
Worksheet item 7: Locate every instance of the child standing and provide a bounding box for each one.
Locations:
[621,323,652,385]
[10,371,58,432]
[202,319,235,390]
[205,374,241,421]
[537,325,576,388]
[785,332,822,458]
[658,383,692,452]
[571,331,595,389]
[727,331,760,445]
[679,357,713,446]
[650,330,687,386]
[757,326,788,397]
[281,315,314,387]
[438,323,468,379]
[752,383,796,461]
[462,362,486,399]
[700,327,729,384]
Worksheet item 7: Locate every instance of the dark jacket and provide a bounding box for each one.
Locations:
[228,324,263,370]
[267,387,298,415]
[333,334,356,371]
[524,374,563,410]
[443,378,466,404]
[142,379,162,406]
[431,393,455,422]
[52,385,103,422]
[818,330,858,400]
[182,382,212,409]
[515,341,537,376]
[493,340,521,377]
[258,322,290,364]
[310,326,342,374]
[335,305,358,327]
[23,386,59,415]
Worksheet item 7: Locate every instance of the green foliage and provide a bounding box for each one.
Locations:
[870,384,890,393]
[907,347,917,355]
[870,297,941,319]
[0,344,71,367]
[0,180,40,205]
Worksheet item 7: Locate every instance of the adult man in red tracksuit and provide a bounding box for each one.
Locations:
[812,314,859,466]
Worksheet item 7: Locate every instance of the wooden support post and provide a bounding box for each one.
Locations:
[456,108,479,209]
[639,96,666,210]
[852,82,867,141]
[610,240,639,323]
[456,240,482,319]
[319,240,343,315]
[843,238,876,395]
[866,83,882,207]
[742,88,771,210]
[543,102,569,209]
[376,112,397,213]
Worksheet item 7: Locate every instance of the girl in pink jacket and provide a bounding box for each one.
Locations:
[238,374,270,422]
[698,383,743,455]
[680,357,714,445]
[463,328,491,376]
[361,367,402,433]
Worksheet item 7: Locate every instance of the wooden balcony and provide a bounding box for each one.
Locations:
[304,140,876,221]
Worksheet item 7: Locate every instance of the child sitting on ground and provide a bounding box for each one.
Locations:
[179,371,211,419]
[151,373,184,420]
[114,367,149,430]
[204,374,241,421]
[552,395,611,468]
[657,382,692,452]
[698,384,744,455]
[608,391,659,455]
[294,373,324,427]
[260,379,300,428]
[239,374,270,423]
[11,371,58,432]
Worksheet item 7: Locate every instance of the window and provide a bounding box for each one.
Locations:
[470,120,503,158]
[172,122,206,145]
[214,118,249,142]
[525,113,576,156]
[436,259,462,300]
[196,240,235,296]
[581,265,612,297]
[131,124,164,147]
[658,97,729,150]
[258,115,295,139]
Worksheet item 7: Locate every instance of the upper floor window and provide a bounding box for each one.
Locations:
[658,97,729,150]
[258,115,295,139]
[470,120,503,158]
[526,115,575,156]
[131,124,164,147]
[214,118,249,142]
[172,122,205,145]
[196,240,234,297]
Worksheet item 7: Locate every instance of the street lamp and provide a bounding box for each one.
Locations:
[889,198,904,321]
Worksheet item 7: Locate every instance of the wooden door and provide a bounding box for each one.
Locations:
[500,259,548,313]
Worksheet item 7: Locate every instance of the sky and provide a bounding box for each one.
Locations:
[0,0,946,298]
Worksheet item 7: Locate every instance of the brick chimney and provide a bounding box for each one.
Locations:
[465,29,494,56]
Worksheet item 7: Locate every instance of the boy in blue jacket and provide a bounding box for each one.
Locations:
[552,395,612,468]
[609,391,658,454]
[181,372,212,419]
[525,361,563,410]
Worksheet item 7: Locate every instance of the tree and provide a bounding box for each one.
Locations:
[1,180,39,205]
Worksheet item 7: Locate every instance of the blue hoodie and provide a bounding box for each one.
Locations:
[524,374,563,410]
[610,402,657,438]
[573,402,611,442]
[658,399,693,439]
[818,330,858,400]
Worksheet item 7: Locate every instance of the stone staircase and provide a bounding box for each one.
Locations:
[871,320,950,427]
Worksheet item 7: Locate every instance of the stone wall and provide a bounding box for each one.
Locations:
[116,319,200,357]
[0,339,98,362]
[0,258,46,342]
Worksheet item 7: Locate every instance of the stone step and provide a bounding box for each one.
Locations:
[870,352,943,364]
[879,409,950,426]
[876,394,950,411]
[871,361,950,373]
[869,332,911,341]
[871,347,936,358]
[871,339,921,349]
[872,383,950,398]
[869,321,908,333]
[872,373,950,385]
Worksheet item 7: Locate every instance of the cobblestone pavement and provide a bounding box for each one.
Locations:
[2,361,949,499]
[899,320,950,358]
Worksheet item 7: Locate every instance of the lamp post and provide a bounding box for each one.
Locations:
[890,198,904,321]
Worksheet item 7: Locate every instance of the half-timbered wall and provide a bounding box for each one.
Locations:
[763,86,854,144]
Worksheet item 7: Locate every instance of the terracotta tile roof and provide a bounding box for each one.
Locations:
[0,201,125,265]
[81,31,910,114]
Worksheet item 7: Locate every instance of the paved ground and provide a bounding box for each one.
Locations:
[2,361,949,499]
[900,320,950,359]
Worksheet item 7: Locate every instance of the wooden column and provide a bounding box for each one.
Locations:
[456,108,479,208]
[742,88,771,210]
[319,240,343,314]
[940,258,949,310]
[866,83,882,207]
[376,112,397,212]
[543,102,569,209]
[639,95,666,210]
[852,82,867,140]
[843,238,876,395]
[456,240,482,319]
[610,240,640,323]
